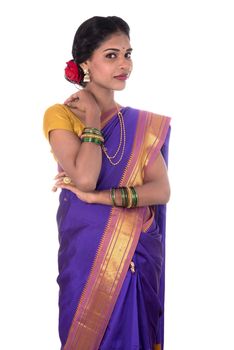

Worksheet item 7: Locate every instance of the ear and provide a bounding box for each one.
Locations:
[80,62,89,71]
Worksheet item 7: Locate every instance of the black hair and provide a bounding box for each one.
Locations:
[72,16,130,86]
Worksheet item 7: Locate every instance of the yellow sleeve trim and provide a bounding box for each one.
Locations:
[43,103,84,140]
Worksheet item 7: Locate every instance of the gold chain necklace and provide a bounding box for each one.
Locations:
[102,105,126,166]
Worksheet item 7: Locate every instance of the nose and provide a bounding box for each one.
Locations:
[119,56,132,71]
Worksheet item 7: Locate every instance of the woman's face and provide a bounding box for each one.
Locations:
[84,33,133,91]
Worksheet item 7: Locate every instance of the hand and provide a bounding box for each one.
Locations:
[64,90,101,122]
[52,172,97,203]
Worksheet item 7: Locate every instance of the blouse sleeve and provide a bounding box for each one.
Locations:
[43,103,75,140]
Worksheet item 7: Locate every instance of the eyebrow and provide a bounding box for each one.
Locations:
[103,48,133,52]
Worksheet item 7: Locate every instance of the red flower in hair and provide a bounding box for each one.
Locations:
[64,60,82,84]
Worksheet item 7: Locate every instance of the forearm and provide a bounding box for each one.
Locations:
[92,180,170,207]
[135,181,170,206]
[72,142,102,190]
[60,113,102,191]
[74,113,102,185]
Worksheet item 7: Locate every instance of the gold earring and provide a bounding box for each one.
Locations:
[83,69,90,83]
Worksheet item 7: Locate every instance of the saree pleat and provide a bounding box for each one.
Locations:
[56,107,171,350]
[98,219,163,350]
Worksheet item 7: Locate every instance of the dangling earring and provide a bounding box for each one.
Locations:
[83,69,90,83]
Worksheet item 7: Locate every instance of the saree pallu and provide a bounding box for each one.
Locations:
[57,107,171,350]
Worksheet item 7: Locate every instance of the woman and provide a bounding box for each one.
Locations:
[43,16,171,350]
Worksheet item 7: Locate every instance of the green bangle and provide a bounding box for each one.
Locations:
[120,187,128,208]
[130,187,138,207]
[81,137,103,145]
[110,188,117,206]
[81,133,104,142]
[120,188,125,207]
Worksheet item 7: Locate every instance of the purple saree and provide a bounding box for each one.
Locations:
[56,107,171,350]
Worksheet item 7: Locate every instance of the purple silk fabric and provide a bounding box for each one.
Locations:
[56,107,170,350]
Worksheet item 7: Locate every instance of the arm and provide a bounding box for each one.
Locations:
[49,90,102,192]
[55,152,170,207]
[133,151,170,206]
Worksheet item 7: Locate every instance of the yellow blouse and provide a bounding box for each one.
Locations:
[43,103,84,140]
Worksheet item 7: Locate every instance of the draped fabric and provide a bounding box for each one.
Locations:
[50,106,171,350]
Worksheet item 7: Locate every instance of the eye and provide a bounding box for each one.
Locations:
[125,52,132,59]
[106,52,117,59]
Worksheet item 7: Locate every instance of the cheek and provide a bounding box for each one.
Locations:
[91,63,113,79]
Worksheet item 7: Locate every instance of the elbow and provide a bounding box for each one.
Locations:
[73,178,97,192]
[160,185,171,204]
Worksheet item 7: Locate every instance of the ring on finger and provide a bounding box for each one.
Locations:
[63,176,72,184]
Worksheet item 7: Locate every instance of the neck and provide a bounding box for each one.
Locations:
[84,85,118,115]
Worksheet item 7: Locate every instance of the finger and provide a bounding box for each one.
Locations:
[56,183,77,193]
[64,94,80,104]
[64,97,74,104]
[56,172,67,180]
[54,179,65,186]
[55,179,75,187]
[65,100,79,108]
[54,171,66,180]
[52,185,58,192]
[71,91,80,98]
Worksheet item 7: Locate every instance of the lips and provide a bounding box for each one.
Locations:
[114,74,129,81]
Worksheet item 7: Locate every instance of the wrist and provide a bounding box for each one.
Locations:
[85,108,101,119]
[92,190,112,205]
[109,187,139,208]
[86,191,98,204]
[85,118,101,129]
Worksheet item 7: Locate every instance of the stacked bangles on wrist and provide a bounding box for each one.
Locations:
[110,187,138,208]
[81,127,104,146]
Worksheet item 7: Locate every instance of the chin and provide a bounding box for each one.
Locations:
[114,86,126,91]
[112,81,127,91]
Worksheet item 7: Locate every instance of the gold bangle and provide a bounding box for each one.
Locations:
[81,133,104,142]
[126,186,133,208]
[83,127,103,136]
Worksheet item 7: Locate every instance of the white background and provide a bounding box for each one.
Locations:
[0,0,233,349]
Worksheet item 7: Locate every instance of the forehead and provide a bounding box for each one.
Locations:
[97,33,131,51]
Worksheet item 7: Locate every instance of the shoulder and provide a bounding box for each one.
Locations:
[134,109,171,168]
[127,107,171,128]
[43,103,84,140]
[43,103,75,140]
[44,103,70,118]
[141,108,170,123]
[146,112,171,134]
[127,107,170,120]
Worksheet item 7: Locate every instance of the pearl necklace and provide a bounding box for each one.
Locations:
[102,106,126,166]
